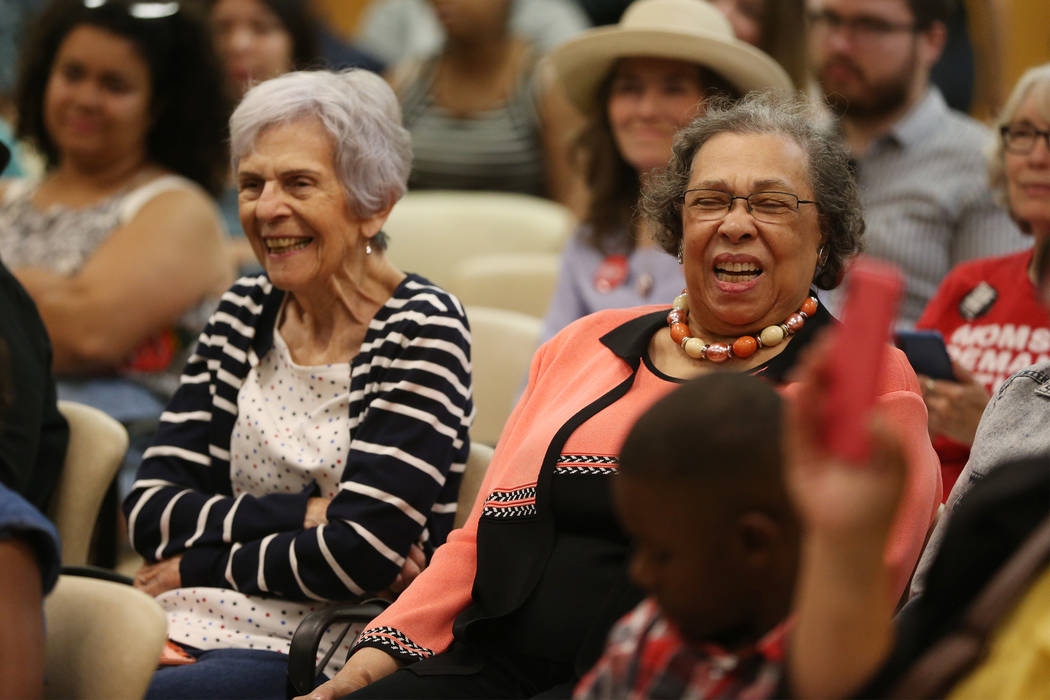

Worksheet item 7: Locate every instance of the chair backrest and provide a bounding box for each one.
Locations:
[51,401,129,566]
[383,191,574,288]
[447,252,562,319]
[455,441,495,529]
[44,575,167,700]
[465,305,541,446]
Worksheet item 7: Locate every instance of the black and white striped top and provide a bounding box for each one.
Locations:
[400,53,546,196]
[123,273,473,601]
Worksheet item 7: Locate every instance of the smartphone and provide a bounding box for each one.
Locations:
[822,256,903,463]
[895,329,955,381]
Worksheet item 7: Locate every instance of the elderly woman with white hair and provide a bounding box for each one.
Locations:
[122,69,473,700]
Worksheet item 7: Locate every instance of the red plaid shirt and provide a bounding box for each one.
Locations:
[575,598,789,700]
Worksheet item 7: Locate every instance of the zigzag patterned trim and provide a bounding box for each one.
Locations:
[354,627,433,661]
[557,455,619,465]
[485,486,536,503]
[482,503,537,518]
[555,454,619,476]
[481,484,537,519]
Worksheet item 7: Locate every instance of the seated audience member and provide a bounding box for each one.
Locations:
[709,0,809,89]
[300,92,939,700]
[807,0,1026,325]
[539,0,792,343]
[916,63,1050,494]
[910,199,1050,601]
[576,373,797,699]
[787,336,1050,700]
[208,0,381,271]
[0,139,67,512]
[386,0,576,199]
[0,480,61,699]
[123,69,472,700]
[0,327,62,700]
[354,0,589,68]
[0,0,232,462]
[211,0,321,100]
[0,257,66,512]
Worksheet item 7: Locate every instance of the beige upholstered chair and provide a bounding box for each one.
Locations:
[455,441,495,529]
[50,401,129,566]
[465,306,541,446]
[447,252,562,319]
[383,191,574,289]
[44,574,167,700]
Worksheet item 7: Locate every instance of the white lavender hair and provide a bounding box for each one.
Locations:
[229,69,412,220]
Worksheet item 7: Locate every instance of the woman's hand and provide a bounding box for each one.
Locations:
[389,544,426,596]
[133,556,183,597]
[294,646,400,700]
[304,497,331,529]
[920,361,990,446]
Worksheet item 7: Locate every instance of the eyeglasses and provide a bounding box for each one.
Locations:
[682,189,817,224]
[806,10,917,43]
[1000,124,1050,155]
[82,0,180,19]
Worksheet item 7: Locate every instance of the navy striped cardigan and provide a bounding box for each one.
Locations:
[123,274,473,600]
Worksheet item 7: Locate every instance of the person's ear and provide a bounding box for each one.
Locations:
[359,202,395,240]
[916,20,948,70]
[735,510,784,569]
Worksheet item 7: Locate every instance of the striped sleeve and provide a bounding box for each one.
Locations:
[123,278,316,562]
[125,276,474,601]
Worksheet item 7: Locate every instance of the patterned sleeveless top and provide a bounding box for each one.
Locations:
[0,174,218,397]
[399,51,546,196]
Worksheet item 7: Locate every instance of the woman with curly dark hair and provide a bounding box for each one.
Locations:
[0,0,232,452]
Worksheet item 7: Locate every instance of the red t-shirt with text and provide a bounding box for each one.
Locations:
[916,248,1049,493]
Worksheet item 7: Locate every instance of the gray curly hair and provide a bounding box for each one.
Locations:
[641,91,864,290]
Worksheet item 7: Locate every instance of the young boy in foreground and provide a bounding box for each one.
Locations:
[575,373,799,699]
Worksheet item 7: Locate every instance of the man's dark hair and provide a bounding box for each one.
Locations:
[908,0,956,30]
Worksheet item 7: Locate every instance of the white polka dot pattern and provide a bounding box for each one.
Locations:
[229,329,350,500]
[160,587,363,679]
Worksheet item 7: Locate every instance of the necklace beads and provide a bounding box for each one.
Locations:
[667,293,819,362]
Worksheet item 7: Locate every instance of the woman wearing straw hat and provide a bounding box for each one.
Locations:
[539,0,793,344]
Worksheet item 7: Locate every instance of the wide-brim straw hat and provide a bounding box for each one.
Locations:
[549,0,793,114]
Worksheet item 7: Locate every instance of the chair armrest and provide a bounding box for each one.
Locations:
[61,565,135,586]
[286,598,389,697]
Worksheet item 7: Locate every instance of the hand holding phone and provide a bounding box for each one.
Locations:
[822,257,904,462]
[895,329,955,381]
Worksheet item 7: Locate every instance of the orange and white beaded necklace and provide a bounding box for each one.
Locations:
[666,292,819,362]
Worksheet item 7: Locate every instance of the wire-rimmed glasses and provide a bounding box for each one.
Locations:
[682,189,817,224]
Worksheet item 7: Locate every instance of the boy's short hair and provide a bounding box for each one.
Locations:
[619,373,783,490]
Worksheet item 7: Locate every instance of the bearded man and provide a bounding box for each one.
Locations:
[807,0,1026,324]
